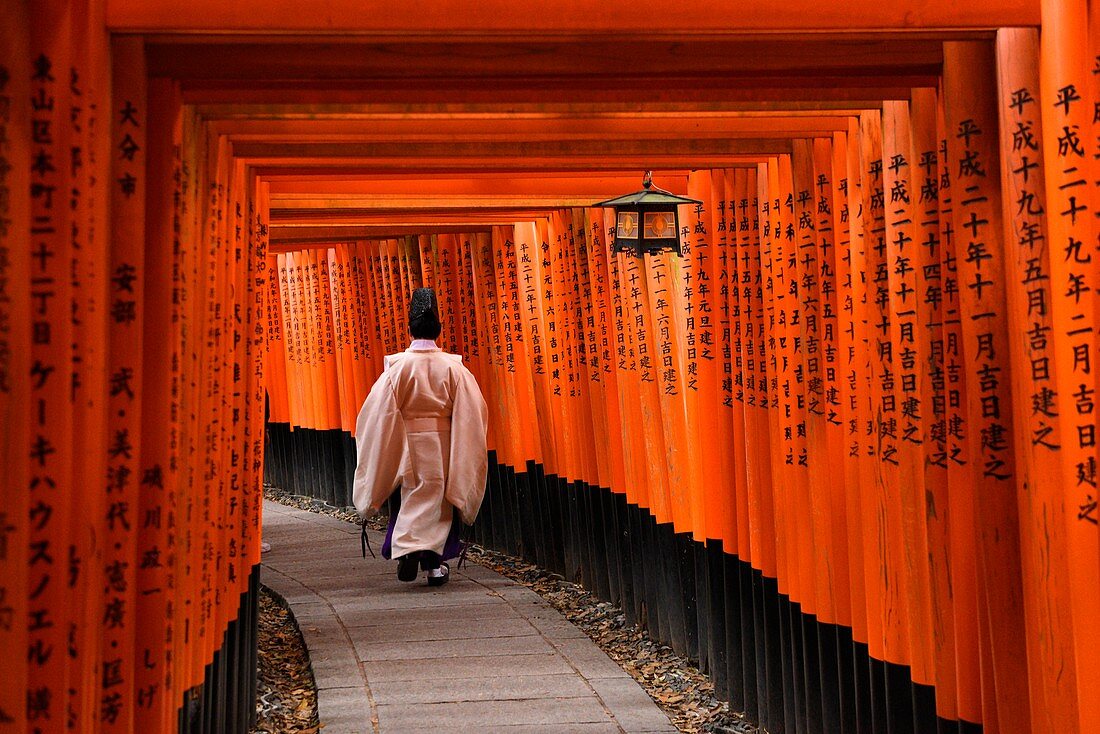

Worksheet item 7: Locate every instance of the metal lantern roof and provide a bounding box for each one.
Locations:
[594,174,702,209]
[595,171,702,256]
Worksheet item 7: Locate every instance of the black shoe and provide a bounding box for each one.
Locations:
[397,554,419,582]
[426,562,450,587]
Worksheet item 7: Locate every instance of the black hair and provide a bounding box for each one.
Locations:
[408,287,441,339]
[410,312,442,340]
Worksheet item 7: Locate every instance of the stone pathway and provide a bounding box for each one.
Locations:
[261,500,677,733]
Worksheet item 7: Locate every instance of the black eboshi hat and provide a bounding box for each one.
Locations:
[409,287,438,324]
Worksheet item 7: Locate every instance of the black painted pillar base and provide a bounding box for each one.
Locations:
[262,431,982,734]
[177,565,260,734]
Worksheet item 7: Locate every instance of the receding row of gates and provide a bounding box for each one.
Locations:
[3,2,1100,732]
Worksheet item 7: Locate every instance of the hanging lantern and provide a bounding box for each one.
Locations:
[595,171,701,256]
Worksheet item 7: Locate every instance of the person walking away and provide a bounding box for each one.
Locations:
[352,288,488,586]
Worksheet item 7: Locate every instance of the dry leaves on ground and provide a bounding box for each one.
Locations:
[251,587,320,734]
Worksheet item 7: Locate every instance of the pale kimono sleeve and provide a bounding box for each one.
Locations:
[445,367,489,525]
[352,372,406,518]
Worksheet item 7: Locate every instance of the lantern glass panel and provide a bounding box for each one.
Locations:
[616,211,640,239]
[644,210,677,239]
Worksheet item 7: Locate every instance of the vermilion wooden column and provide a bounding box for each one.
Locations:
[572,208,598,491]
[628,221,672,524]
[547,212,579,487]
[68,3,111,730]
[26,3,77,730]
[514,220,554,481]
[246,175,269,566]
[324,247,352,431]
[760,157,786,592]
[173,102,198,705]
[0,2,31,731]
[856,109,893,676]
[135,75,181,734]
[357,240,385,380]
[833,125,872,733]
[479,228,512,469]
[744,162,778,577]
[1039,3,1100,732]
[580,212,618,494]
[811,137,849,636]
[996,26,1083,731]
[567,215,598,492]
[930,81,984,730]
[839,123,870,663]
[342,243,367,424]
[684,172,722,542]
[943,39,1030,733]
[104,33,147,734]
[604,219,652,511]
[344,243,373,397]
[716,169,746,560]
[264,254,290,424]
[707,171,738,550]
[312,248,339,430]
[281,251,304,427]
[196,130,228,681]
[790,141,826,627]
[276,252,299,427]
[910,85,959,724]
[883,99,930,689]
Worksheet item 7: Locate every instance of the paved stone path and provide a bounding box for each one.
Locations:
[261,500,677,733]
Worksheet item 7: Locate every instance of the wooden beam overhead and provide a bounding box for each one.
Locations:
[269,225,494,247]
[180,81,922,105]
[108,0,1038,34]
[265,173,690,197]
[196,102,872,117]
[269,206,600,224]
[144,39,943,81]
[259,169,705,184]
[209,114,854,141]
[247,156,768,175]
[232,138,794,160]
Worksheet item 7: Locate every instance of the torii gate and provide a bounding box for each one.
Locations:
[2,2,1097,733]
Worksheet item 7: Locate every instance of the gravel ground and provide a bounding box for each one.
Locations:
[261,485,757,734]
[250,586,320,733]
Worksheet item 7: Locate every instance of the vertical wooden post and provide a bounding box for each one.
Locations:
[1039,3,1100,731]
[135,75,180,734]
[104,32,147,734]
[744,166,776,584]
[910,85,959,724]
[838,123,869,662]
[995,25,1086,732]
[0,2,31,731]
[856,109,892,675]
[943,39,1031,733]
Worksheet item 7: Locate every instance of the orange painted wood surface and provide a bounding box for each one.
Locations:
[0,1,31,731]
[8,5,1100,734]
[944,40,1031,733]
[105,0,1039,33]
[1040,3,1100,732]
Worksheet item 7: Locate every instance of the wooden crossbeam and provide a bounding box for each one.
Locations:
[145,38,944,80]
[265,173,690,196]
[210,114,854,141]
[109,0,1038,33]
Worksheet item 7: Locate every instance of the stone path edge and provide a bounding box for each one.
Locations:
[261,504,381,734]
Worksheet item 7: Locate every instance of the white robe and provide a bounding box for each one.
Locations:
[352,342,488,558]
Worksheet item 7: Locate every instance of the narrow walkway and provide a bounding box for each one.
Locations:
[261,500,677,733]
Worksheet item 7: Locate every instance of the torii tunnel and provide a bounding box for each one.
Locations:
[3,1,1100,732]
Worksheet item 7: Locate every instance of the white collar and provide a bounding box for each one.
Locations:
[408,339,440,352]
